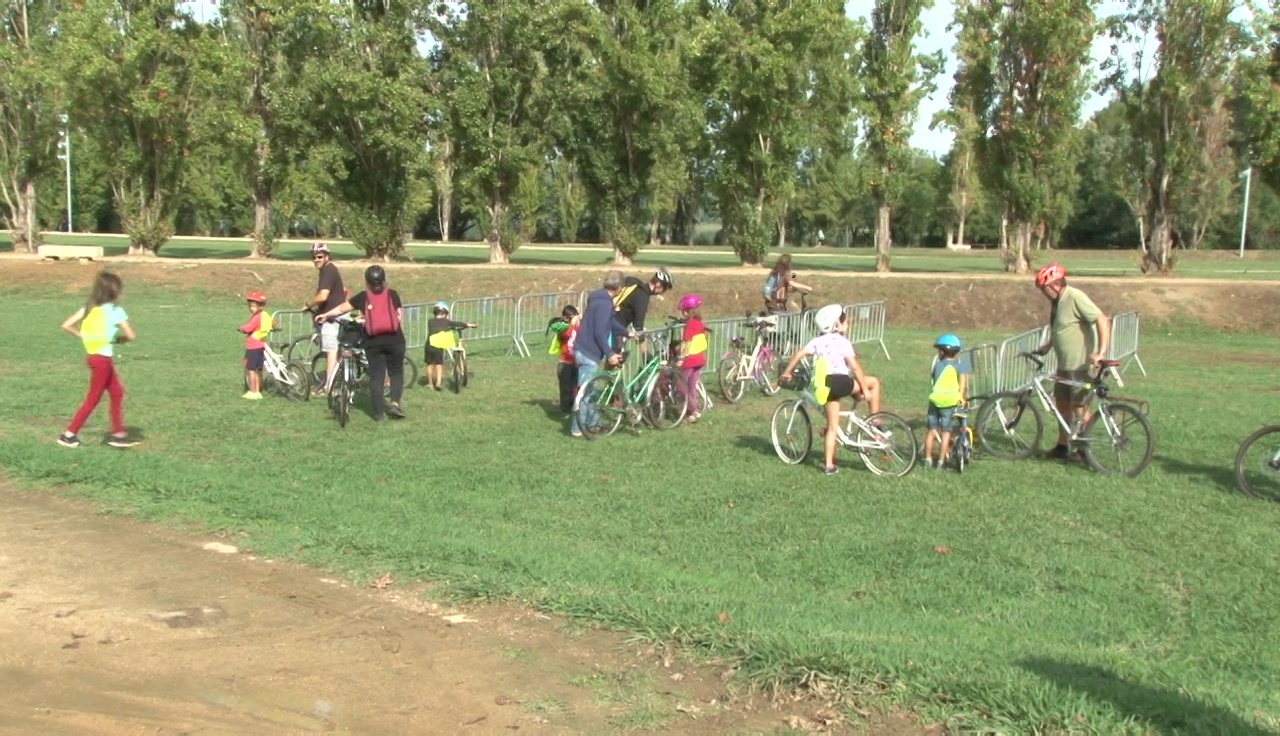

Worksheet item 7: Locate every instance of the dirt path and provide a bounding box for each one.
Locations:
[0,483,909,735]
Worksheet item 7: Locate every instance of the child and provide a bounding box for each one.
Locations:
[924,334,969,469]
[238,291,273,400]
[675,294,707,422]
[779,304,883,475]
[425,302,477,391]
[547,305,580,414]
[762,254,813,313]
[58,272,138,449]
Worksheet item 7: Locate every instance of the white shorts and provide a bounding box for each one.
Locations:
[319,321,340,352]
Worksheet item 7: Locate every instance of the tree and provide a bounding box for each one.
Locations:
[698,0,860,265]
[0,0,60,252]
[1103,0,1247,272]
[980,0,1097,273]
[861,0,943,271]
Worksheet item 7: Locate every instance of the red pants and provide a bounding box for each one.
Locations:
[67,355,125,435]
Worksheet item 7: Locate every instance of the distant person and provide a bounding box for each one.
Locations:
[58,271,138,449]
[238,291,273,400]
[313,265,408,420]
[762,254,813,313]
[611,267,674,355]
[816,228,826,246]
[923,334,968,469]
[547,305,581,415]
[303,242,345,394]
[1033,263,1110,461]
[573,271,629,437]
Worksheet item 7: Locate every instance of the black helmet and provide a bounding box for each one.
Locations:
[364,265,386,287]
[653,266,673,289]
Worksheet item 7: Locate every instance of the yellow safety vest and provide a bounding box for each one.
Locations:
[929,362,963,408]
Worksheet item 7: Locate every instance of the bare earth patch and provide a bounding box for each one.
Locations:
[0,483,934,734]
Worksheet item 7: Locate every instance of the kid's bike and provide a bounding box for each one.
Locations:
[769,363,918,477]
[240,330,311,401]
[718,314,783,403]
[572,347,687,439]
[447,325,472,393]
[948,407,973,473]
[311,316,419,394]
[974,352,1154,477]
[1235,425,1280,502]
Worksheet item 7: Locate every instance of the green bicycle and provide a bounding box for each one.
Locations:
[573,347,687,440]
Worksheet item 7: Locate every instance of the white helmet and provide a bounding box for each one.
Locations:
[813,304,844,334]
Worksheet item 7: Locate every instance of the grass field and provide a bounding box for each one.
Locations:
[6,231,1280,280]
[1,278,1279,734]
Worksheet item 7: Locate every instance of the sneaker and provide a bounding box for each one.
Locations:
[1044,444,1070,460]
[687,413,700,424]
[242,391,263,400]
[372,413,387,422]
[922,458,934,470]
[823,465,839,476]
[570,430,584,438]
[387,403,406,419]
[57,432,81,448]
[107,433,138,448]
[433,385,443,392]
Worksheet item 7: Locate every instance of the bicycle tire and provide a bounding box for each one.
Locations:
[282,361,311,402]
[401,356,420,390]
[718,353,747,403]
[310,351,328,386]
[644,367,688,430]
[953,431,968,474]
[856,412,918,477]
[770,400,812,465]
[286,334,318,365]
[1081,402,1154,477]
[451,354,463,393]
[335,378,351,428]
[757,348,782,396]
[1235,425,1280,501]
[460,353,469,388]
[975,391,1044,460]
[575,373,624,440]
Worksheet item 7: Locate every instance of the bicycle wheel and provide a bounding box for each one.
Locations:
[855,412,918,477]
[645,367,688,430]
[1235,425,1280,502]
[310,352,329,386]
[401,356,420,390]
[1080,402,1154,477]
[718,353,747,403]
[770,400,812,465]
[281,361,311,402]
[575,373,624,439]
[756,348,782,396]
[333,378,352,428]
[952,430,969,474]
[460,353,470,388]
[451,353,463,393]
[286,335,317,365]
[975,392,1044,460]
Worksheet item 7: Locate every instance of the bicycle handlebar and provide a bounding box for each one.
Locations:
[1018,351,1122,379]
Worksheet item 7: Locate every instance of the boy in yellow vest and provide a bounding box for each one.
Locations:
[924,334,969,469]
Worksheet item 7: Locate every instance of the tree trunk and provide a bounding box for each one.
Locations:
[613,246,634,266]
[1002,221,1032,274]
[944,224,954,249]
[956,190,969,247]
[648,216,660,246]
[487,197,509,264]
[1143,211,1174,274]
[875,203,891,272]
[19,178,38,253]
[250,181,271,258]
[438,190,452,242]
[776,217,787,249]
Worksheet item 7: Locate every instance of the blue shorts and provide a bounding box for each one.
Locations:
[244,348,265,370]
[927,404,957,431]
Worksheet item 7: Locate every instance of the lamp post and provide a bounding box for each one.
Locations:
[56,114,72,233]
[1238,166,1252,259]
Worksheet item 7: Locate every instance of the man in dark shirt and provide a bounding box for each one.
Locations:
[611,267,673,355]
[303,242,346,392]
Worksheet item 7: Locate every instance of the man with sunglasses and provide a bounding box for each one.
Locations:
[303,242,347,393]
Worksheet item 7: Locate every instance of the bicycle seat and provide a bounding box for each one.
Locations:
[1099,359,1122,368]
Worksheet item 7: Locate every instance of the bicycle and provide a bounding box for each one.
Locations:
[769,363,918,476]
[242,330,312,401]
[947,407,974,473]
[446,325,472,393]
[327,336,364,428]
[718,314,783,403]
[310,316,419,393]
[974,352,1155,477]
[572,345,687,440]
[1235,425,1280,502]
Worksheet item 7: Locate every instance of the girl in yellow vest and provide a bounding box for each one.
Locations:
[58,272,138,448]
[924,334,968,469]
[676,295,708,422]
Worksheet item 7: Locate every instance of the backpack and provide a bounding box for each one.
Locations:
[362,289,400,336]
[762,273,779,298]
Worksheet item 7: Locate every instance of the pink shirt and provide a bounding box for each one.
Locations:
[803,332,855,375]
[240,313,266,350]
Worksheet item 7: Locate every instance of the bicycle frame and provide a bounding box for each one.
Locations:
[791,387,888,453]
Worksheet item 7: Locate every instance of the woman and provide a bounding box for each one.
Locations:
[762,254,813,313]
[314,265,407,421]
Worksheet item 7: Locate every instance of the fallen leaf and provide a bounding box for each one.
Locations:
[55,607,77,618]
[933,546,952,555]
[371,573,395,590]
[675,703,700,715]
[717,611,731,624]
[494,695,518,706]
[61,641,80,650]
[71,630,88,639]
[0,591,14,601]
[661,648,675,668]
[669,673,685,682]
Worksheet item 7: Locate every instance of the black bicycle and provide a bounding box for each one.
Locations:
[1236,425,1280,502]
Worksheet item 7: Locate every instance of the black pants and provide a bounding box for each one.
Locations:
[557,362,579,414]
[364,335,405,417]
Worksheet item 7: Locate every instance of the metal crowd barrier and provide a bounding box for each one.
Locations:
[449,295,523,356]
[995,326,1053,393]
[958,343,1000,401]
[267,309,316,350]
[513,291,584,357]
[843,301,891,359]
[401,301,446,351]
[1105,311,1146,387]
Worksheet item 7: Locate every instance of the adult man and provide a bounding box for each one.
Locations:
[303,242,346,393]
[571,271,628,437]
[611,267,673,354]
[1033,263,1110,460]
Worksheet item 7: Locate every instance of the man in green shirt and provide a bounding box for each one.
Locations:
[1033,263,1111,460]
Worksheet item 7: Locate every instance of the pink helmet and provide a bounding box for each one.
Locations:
[678,294,702,311]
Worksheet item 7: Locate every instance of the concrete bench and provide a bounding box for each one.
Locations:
[38,244,104,261]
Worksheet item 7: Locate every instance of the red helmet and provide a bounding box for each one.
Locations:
[1035,263,1065,288]
[311,241,330,256]
[247,291,267,304]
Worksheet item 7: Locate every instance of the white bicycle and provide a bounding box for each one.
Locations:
[258,330,312,401]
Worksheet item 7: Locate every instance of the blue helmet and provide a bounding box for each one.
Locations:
[934,334,962,351]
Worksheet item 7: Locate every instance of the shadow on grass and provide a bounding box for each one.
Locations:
[1153,454,1239,496]
[734,434,783,459]
[1019,658,1273,735]
[523,398,568,425]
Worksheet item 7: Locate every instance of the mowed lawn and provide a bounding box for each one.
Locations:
[7,231,1280,280]
[1,282,1278,734]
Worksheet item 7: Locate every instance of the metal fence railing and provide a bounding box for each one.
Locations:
[960,343,1000,401]
[844,301,891,359]
[995,326,1053,393]
[514,291,583,357]
[1106,311,1146,387]
[267,309,315,351]
[449,295,522,356]
[401,302,443,351]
